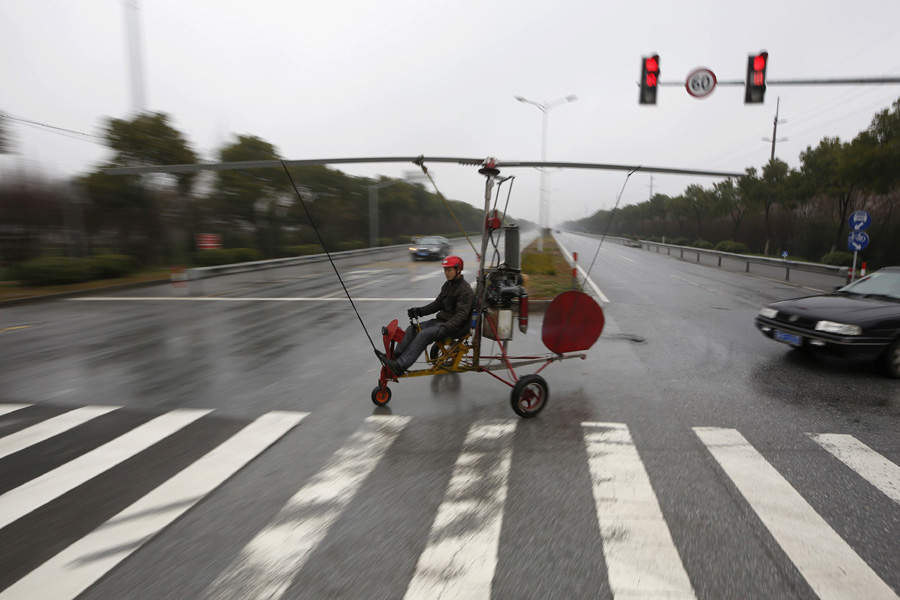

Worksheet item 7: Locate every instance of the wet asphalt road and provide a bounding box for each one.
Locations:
[1,233,898,599]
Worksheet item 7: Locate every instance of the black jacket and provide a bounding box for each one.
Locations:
[419,274,475,336]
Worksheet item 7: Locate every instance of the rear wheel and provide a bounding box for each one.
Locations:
[884,339,900,379]
[510,374,548,418]
[371,385,392,406]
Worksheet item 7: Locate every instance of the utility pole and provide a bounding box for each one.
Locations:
[124,0,147,113]
[762,97,787,161]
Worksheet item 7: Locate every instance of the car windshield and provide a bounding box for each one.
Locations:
[418,237,442,245]
[840,271,900,300]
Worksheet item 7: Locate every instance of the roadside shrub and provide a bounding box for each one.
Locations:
[15,257,94,286]
[229,248,261,263]
[334,240,367,252]
[670,237,689,246]
[394,236,413,245]
[286,245,324,256]
[90,255,138,279]
[194,249,232,266]
[820,251,854,266]
[715,241,750,254]
[378,238,394,247]
[692,239,715,250]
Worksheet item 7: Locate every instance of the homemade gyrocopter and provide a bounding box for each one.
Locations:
[106,155,739,418]
[371,157,605,418]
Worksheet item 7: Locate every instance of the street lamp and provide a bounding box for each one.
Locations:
[515,94,577,250]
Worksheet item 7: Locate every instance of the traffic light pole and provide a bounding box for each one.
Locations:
[658,76,900,86]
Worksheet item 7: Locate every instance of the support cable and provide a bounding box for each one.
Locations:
[281,162,377,352]
[580,168,640,292]
[413,157,480,259]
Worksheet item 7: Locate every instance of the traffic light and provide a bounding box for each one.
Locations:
[640,55,660,105]
[745,51,768,104]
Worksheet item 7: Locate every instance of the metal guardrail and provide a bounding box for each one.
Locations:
[185,244,412,295]
[637,240,848,281]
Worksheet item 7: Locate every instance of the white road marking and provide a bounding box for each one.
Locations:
[321,274,399,298]
[694,427,897,600]
[0,411,307,600]
[553,238,611,303]
[0,409,211,530]
[617,254,636,263]
[670,274,720,294]
[404,420,517,600]
[0,404,31,417]
[811,433,900,506]
[202,415,410,600]
[68,297,435,302]
[582,422,696,599]
[411,270,444,282]
[0,405,119,460]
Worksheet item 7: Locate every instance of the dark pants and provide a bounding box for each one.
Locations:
[393,319,444,370]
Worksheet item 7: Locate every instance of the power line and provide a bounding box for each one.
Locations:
[0,113,105,142]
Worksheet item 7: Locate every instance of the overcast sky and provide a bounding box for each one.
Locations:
[2,0,899,225]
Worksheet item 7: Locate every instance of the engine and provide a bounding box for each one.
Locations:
[481,225,529,341]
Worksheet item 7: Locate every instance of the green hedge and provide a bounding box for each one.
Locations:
[715,241,750,254]
[286,245,324,256]
[194,248,262,266]
[820,251,854,266]
[13,255,139,286]
[91,254,139,279]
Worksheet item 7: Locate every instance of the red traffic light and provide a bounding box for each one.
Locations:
[640,54,660,105]
[753,54,767,72]
[745,51,768,104]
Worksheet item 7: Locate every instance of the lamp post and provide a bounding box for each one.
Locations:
[514,94,577,250]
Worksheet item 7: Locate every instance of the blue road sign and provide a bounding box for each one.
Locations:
[848,231,869,251]
[849,210,871,231]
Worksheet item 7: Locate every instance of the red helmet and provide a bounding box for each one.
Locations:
[441,255,463,270]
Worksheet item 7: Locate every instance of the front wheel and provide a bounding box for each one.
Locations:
[510,374,548,418]
[371,385,392,406]
[884,339,900,379]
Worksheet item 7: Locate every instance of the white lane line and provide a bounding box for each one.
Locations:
[554,238,611,304]
[202,415,410,600]
[670,274,720,294]
[582,422,696,599]
[811,433,900,506]
[411,270,444,282]
[0,411,307,600]
[68,297,435,302]
[321,274,400,298]
[404,420,517,600]
[0,406,120,460]
[0,404,32,417]
[0,409,211,530]
[617,254,636,263]
[694,427,897,600]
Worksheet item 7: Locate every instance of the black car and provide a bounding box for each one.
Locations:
[409,236,452,261]
[755,267,900,377]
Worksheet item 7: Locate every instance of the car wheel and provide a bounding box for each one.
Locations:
[884,339,900,379]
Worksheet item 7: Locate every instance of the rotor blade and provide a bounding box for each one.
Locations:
[103,156,742,178]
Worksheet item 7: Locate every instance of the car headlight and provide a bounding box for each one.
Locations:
[758,307,778,319]
[409,246,417,251]
[814,321,862,335]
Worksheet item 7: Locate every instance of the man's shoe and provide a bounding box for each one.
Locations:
[375,350,404,376]
[384,357,405,376]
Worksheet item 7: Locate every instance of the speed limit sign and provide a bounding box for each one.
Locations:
[686,68,717,98]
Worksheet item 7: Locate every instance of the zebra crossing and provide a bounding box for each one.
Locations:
[1,403,898,599]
